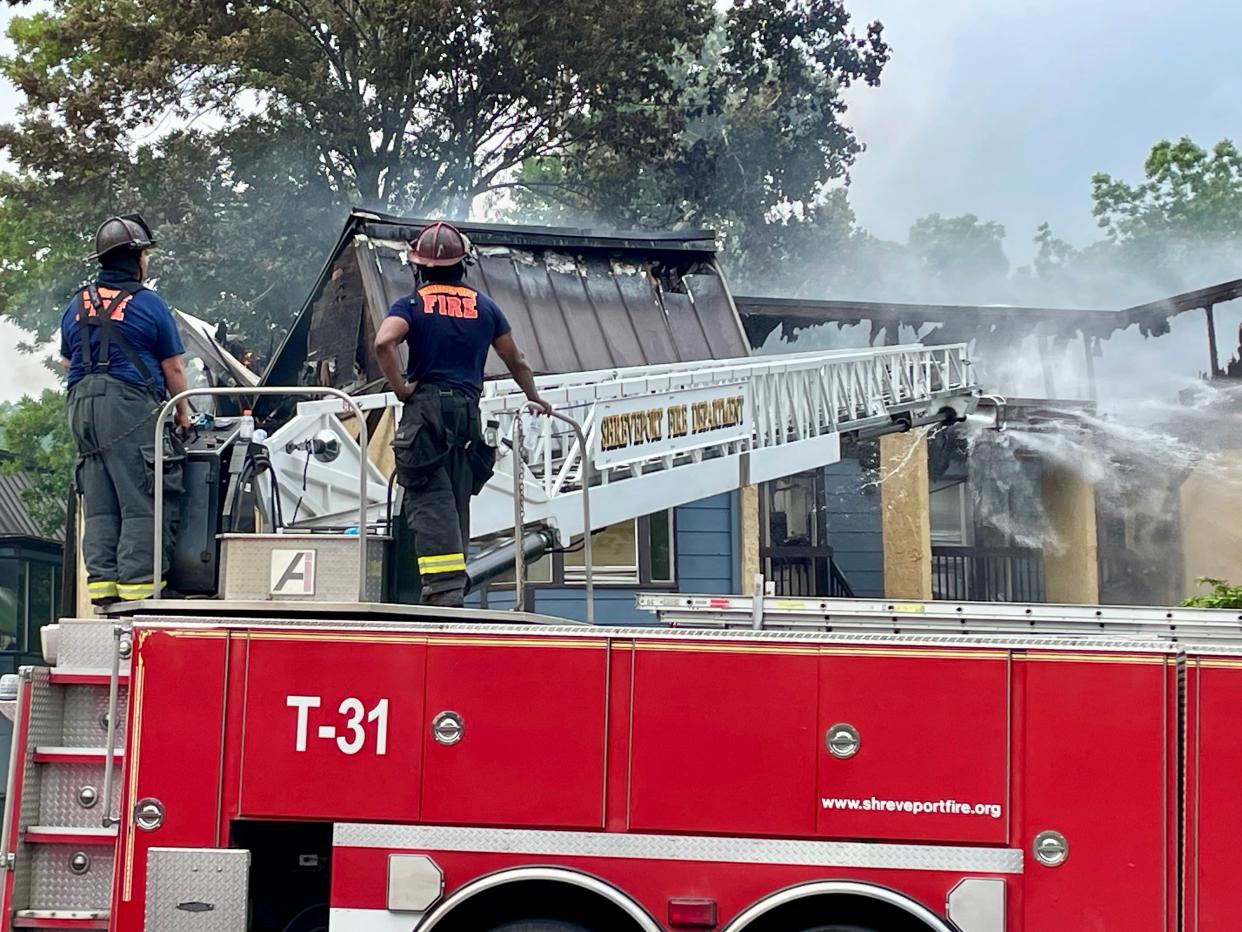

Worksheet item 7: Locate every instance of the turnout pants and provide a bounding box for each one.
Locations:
[393,386,491,607]
[68,374,182,603]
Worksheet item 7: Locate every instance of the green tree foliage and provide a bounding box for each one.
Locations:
[1025,137,1242,305]
[0,0,718,346]
[906,213,1009,301]
[512,0,890,285]
[1183,577,1242,610]
[0,389,74,538]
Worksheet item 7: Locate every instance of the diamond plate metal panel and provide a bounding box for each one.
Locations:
[145,848,250,931]
[56,620,128,672]
[219,535,386,602]
[332,824,1024,874]
[29,842,114,911]
[38,762,118,828]
[14,669,64,910]
[62,685,128,749]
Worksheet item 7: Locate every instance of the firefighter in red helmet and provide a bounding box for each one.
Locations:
[375,221,551,607]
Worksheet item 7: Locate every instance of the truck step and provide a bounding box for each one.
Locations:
[36,759,120,829]
[60,686,128,750]
[24,827,116,845]
[26,842,114,913]
[13,910,109,930]
[48,671,128,688]
[33,748,123,764]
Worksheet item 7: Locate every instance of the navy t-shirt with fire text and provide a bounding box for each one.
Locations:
[386,280,511,396]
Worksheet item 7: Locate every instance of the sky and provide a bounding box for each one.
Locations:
[0,0,1240,401]
[844,0,1242,260]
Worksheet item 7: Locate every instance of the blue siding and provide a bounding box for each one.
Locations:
[675,493,736,594]
[823,458,884,597]
[534,588,655,624]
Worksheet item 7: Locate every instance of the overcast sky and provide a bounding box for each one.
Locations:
[0,1,1240,401]
[845,0,1242,257]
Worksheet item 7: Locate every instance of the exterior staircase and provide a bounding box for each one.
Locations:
[1,619,129,931]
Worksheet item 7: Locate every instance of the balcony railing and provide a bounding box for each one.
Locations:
[932,546,1045,603]
[762,546,855,598]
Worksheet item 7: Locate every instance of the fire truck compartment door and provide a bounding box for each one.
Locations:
[240,636,426,822]
[628,646,820,836]
[145,847,250,930]
[420,639,609,828]
[817,649,1010,844]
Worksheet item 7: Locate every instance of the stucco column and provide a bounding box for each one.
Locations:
[879,431,932,600]
[1041,462,1099,604]
[1179,450,1242,601]
[739,484,761,591]
[75,500,91,617]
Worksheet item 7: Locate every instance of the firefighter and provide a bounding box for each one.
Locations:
[59,215,190,608]
[375,221,551,607]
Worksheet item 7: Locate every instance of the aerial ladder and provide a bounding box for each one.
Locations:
[255,342,979,604]
[0,342,978,930]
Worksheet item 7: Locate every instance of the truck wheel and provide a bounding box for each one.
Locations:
[800,926,879,932]
[487,923,592,932]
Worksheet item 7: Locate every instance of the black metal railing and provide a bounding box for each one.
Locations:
[762,546,855,598]
[931,546,1045,603]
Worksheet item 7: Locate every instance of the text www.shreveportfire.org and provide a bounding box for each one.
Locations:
[821,796,1003,820]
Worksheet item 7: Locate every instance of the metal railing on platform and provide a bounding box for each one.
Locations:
[931,545,1044,603]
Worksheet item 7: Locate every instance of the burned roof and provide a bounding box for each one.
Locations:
[735,277,1242,347]
[263,209,749,396]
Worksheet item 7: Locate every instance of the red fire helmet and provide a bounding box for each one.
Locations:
[410,221,472,267]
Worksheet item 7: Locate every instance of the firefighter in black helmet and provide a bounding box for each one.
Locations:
[375,221,551,607]
[59,215,190,608]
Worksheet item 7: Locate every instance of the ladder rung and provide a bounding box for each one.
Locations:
[23,826,117,845]
[14,911,109,930]
[33,747,123,765]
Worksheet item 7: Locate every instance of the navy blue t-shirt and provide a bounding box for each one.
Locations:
[60,281,183,395]
[386,281,511,396]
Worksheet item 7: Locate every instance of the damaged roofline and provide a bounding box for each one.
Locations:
[350,207,719,253]
[260,207,725,398]
[735,276,1242,345]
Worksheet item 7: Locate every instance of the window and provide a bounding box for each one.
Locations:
[565,521,638,583]
[647,510,674,583]
[930,480,974,547]
[26,561,57,648]
[565,512,674,585]
[488,510,675,594]
[0,559,20,652]
[765,474,824,548]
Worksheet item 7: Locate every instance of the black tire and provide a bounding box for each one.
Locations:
[487,922,593,932]
[799,926,879,932]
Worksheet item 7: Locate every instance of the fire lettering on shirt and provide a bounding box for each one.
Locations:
[420,285,478,319]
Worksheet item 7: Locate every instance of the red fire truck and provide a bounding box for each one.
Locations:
[0,347,1233,931]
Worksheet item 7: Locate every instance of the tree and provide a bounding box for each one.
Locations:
[0,389,74,538]
[0,118,345,353]
[1093,138,1242,243]
[1023,137,1242,306]
[511,0,890,284]
[4,0,713,212]
[905,213,1009,302]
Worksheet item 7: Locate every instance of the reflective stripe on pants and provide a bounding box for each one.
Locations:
[418,553,467,575]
